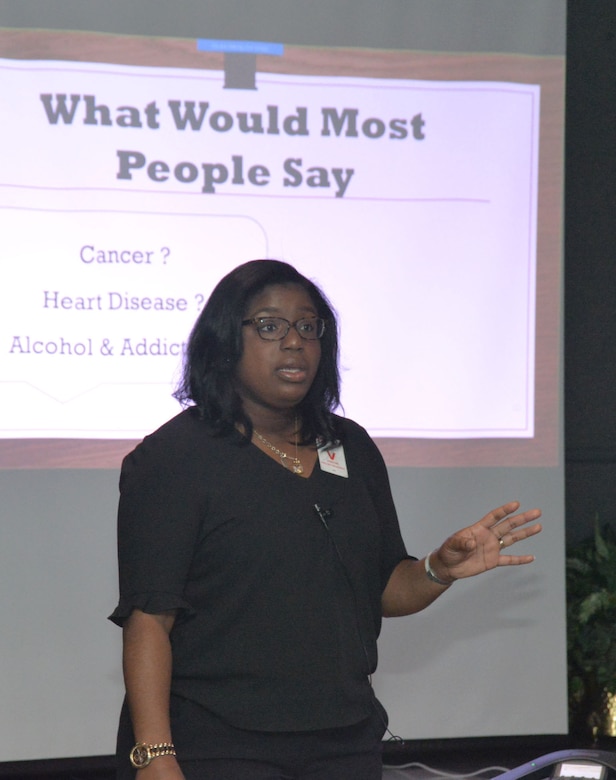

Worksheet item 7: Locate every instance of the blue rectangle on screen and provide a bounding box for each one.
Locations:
[197,39,284,56]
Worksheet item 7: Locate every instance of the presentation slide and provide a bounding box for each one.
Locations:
[0,1,567,765]
[0,22,561,469]
[4,59,538,437]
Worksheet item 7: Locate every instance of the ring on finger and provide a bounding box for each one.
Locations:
[499,537,505,549]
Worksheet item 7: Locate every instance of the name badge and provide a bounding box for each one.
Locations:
[318,442,348,478]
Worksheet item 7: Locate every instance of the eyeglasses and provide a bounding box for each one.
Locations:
[241,316,326,341]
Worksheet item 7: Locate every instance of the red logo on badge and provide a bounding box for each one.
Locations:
[327,451,336,461]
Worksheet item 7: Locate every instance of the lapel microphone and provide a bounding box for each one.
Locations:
[313,503,332,529]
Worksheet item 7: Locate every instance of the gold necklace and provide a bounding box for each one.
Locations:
[253,425,303,475]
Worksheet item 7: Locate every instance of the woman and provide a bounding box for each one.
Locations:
[110,259,541,780]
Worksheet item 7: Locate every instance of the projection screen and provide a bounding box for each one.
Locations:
[0,0,567,763]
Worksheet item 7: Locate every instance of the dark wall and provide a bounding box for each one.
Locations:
[565,1,616,544]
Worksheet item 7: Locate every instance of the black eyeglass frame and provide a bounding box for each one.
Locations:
[241,316,326,341]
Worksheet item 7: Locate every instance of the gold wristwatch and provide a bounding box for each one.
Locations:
[129,742,176,768]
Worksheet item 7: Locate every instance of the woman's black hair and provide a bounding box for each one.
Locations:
[173,259,341,444]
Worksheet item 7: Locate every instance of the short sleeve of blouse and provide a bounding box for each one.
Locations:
[108,419,204,626]
[344,419,414,590]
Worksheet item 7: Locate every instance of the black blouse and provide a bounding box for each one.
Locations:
[110,408,409,733]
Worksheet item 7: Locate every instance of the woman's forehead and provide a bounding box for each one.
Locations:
[246,283,316,314]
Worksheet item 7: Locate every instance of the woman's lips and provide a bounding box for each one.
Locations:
[276,366,308,382]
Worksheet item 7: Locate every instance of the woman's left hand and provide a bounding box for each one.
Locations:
[430,501,542,582]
